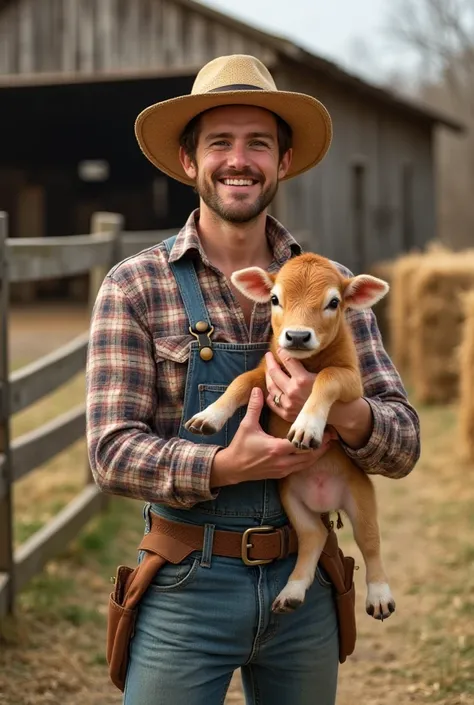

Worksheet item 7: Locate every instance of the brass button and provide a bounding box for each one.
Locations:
[195,321,209,333]
[200,347,214,361]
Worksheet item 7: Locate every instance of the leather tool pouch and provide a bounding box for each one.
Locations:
[107,532,195,692]
[319,531,357,663]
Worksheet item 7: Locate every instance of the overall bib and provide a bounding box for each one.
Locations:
[124,237,339,705]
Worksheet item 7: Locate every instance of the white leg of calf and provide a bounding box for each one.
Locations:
[184,401,234,435]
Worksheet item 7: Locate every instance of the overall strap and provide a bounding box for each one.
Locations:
[163,235,214,361]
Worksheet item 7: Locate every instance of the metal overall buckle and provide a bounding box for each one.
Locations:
[189,320,214,361]
[241,526,275,566]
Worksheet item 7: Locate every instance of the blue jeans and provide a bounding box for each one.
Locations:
[123,551,339,705]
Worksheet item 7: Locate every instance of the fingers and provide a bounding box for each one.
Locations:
[277,347,307,379]
[288,440,332,470]
[265,352,291,393]
[244,387,264,421]
[325,425,340,441]
[266,392,294,420]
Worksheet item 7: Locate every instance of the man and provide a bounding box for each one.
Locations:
[86,54,420,705]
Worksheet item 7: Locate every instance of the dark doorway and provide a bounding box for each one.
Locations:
[0,73,198,239]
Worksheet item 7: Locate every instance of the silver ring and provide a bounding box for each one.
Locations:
[273,393,282,407]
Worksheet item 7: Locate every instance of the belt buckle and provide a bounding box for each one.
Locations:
[241,526,275,566]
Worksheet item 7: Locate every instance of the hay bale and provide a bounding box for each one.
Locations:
[410,255,474,404]
[459,290,474,461]
[389,253,425,376]
[368,260,394,346]
[388,243,453,379]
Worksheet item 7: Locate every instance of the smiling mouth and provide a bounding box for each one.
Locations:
[218,178,259,187]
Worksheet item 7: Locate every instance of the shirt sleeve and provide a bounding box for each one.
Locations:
[340,307,421,479]
[86,276,220,508]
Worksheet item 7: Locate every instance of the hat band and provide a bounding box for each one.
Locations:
[208,84,265,92]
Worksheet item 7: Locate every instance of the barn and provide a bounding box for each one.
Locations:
[0,0,461,289]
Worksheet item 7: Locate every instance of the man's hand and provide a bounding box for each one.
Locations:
[265,349,372,450]
[210,388,334,488]
[265,349,317,422]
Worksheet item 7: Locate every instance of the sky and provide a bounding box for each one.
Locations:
[199,0,419,87]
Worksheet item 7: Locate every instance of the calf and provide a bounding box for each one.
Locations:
[185,253,396,620]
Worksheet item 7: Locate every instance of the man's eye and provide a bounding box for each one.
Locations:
[270,294,279,306]
[326,298,340,310]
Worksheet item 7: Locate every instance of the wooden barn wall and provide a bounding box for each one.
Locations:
[275,65,436,272]
[0,0,275,74]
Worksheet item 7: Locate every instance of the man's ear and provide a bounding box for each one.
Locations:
[179,146,197,181]
[278,148,293,180]
[231,268,275,303]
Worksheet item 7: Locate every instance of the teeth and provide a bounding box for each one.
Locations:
[222,179,254,186]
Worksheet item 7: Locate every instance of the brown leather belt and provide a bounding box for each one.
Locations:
[149,512,298,566]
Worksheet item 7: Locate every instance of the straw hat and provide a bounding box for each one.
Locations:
[135,54,332,185]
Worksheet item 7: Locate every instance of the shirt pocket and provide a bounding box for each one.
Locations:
[153,335,192,406]
[154,335,192,364]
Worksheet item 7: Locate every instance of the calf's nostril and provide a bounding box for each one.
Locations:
[284,330,313,347]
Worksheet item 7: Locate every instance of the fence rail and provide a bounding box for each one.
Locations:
[0,210,172,618]
[9,332,89,415]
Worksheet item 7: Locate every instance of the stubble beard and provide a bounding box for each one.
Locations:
[196,171,279,224]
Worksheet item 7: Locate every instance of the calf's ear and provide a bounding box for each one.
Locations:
[343,275,389,310]
[231,268,275,303]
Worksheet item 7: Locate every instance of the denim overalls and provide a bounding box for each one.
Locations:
[124,236,339,705]
[149,234,284,532]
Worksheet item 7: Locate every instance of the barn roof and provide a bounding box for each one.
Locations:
[0,0,463,131]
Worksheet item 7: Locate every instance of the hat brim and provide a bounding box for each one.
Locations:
[135,90,332,184]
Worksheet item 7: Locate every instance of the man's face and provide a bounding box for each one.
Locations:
[180,105,292,224]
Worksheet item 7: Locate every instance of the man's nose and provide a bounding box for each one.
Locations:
[226,143,249,171]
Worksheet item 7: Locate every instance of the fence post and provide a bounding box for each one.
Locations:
[88,211,124,315]
[86,213,123,502]
[0,212,14,617]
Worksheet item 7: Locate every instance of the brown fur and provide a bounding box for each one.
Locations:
[185,253,395,619]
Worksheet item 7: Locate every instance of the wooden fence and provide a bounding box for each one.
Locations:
[0,211,175,618]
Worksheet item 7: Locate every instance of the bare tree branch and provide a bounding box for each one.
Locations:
[386,0,474,114]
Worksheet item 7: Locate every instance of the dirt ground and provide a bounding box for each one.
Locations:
[2,304,474,705]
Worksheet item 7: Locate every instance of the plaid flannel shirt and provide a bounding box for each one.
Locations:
[86,210,420,509]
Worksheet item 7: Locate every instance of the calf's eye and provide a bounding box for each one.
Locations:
[270,294,280,306]
[326,298,340,310]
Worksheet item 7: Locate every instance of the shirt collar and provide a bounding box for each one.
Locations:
[167,209,302,267]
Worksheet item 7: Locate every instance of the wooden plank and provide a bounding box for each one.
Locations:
[14,484,103,592]
[11,405,85,483]
[0,452,6,500]
[61,0,77,71]
[88,211,123,313]
[0,572,10,618]
[18,0,34,73]
[9,332,89,415]
[6,232,116,282]
[0,211,13,615]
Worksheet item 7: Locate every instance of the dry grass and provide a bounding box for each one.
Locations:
[2,306,474,705]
